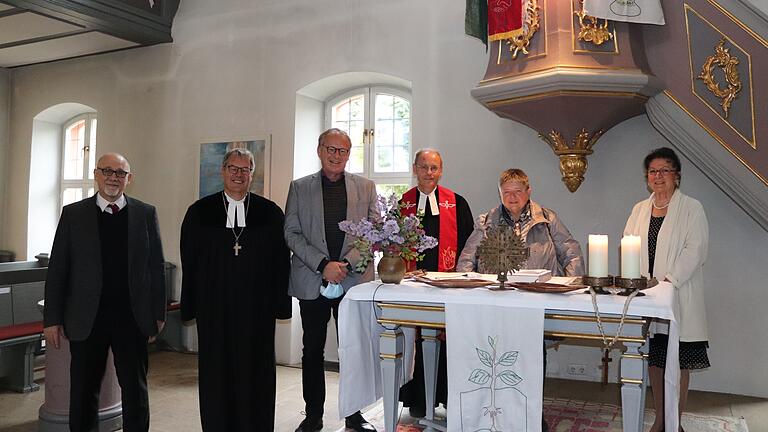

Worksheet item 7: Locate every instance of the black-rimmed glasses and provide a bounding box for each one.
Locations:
[647,168,676,177]
[226,165,253,175]
[96,167,130,178]
[322,145,350,157]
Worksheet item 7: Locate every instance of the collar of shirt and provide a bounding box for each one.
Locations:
[499,201,531,235]
[95,194,126,214]
[224,192,247,228]
[417,188,439,216]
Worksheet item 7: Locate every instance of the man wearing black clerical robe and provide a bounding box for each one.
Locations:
[398,149,474,418]
[180,148,291,432]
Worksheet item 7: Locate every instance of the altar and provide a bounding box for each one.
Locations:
[338,280,680,432]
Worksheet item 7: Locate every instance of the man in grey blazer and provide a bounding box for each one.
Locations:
[285,128,378,432]
[44,153,166,432]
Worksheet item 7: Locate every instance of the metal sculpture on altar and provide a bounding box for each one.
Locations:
[476,225,529,290]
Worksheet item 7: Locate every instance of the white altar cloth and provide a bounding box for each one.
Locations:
[338,280,680,432]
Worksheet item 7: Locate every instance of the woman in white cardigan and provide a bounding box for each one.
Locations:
[624,147,710,432]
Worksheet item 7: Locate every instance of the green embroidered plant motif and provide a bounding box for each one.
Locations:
[467,336,523,432]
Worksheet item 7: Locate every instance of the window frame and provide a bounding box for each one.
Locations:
[325,85,413,189]
[59,112,97,209]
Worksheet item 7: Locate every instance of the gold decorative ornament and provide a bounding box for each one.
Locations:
[575,1,612,46]
[476,225,529,290]
[506,0,541,59]
[539,128,604,193]
[697,38,742,118]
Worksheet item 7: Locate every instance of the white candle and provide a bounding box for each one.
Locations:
[620,235,641,279]
[587,234,608,277]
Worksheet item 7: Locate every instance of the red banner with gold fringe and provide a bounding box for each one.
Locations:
[488,0,525,41]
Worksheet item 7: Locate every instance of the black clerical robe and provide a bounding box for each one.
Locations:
[416,190,474,271]
[180,192,291,432]
[400,188,474,409]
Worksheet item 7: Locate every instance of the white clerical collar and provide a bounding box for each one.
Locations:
[417,187,439,216]
[96,194,126,214]
[224,192,247,228]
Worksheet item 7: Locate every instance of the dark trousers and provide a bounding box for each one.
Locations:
[68,311,149,432]
[399,332,448,410]
[298,295,343,420]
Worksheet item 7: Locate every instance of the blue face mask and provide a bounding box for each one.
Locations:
[320,282,344,299]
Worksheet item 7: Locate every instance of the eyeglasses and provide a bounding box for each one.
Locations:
[322,145,350,157]
[416,164,441,173]
[225,165,253,175]
[96,167,130,178]
[647,168,676,177]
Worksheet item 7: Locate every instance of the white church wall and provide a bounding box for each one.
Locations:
[0,68,9,249]
[1,0,766,397]
[26,119,60,260]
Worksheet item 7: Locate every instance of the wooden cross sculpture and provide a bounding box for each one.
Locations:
[476,225,529,290]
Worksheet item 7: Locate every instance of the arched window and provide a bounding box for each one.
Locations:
[327,86,411,196]
[60,113,97,207]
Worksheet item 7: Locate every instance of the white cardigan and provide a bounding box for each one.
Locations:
[624,189,709,342]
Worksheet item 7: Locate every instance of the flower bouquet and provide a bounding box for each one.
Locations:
[339,194,438,274]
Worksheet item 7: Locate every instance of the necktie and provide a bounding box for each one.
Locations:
[108,203,120,214]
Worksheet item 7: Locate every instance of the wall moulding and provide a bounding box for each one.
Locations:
[643,0,767,202]
[646,93,768,232]
[684,4,756,149]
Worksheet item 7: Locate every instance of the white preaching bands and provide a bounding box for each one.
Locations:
[417,188,440,216]
[224,192,247,228]
[222,192,250,256]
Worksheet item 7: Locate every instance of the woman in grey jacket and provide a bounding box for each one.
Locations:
[456,168,584,432]
[456,168,584,277]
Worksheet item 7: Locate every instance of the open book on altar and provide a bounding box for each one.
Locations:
[420,269,552,283]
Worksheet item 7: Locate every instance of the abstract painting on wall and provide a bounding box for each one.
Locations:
[198,138,271,199]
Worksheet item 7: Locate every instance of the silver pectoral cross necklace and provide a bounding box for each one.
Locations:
[222,192,250,256]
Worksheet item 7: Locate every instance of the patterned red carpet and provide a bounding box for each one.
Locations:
[543,397,748,432]
[342,397,749,432]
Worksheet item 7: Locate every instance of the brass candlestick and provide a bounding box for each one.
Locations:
[583,275,614,295]
[614,276,647,297]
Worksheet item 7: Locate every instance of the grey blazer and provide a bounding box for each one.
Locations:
[43,195,167,340]
[284,171,378,300]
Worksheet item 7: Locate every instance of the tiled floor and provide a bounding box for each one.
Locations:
[1,350,766,431]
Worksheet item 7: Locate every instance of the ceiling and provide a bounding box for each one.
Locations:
[0,0,177,68]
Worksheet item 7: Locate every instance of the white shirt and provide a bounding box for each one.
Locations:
[224,192,247,228]
[417,188,439,216]
[95,194,126,214]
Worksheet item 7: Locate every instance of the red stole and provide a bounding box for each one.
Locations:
[400,185,459,272]
[488,0,524,41]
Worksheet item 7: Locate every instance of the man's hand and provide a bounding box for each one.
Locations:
[149,320,166,343]
[322,261,349,284]
[43,325,65,350]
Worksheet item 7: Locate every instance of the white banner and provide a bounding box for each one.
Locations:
[446,303,544,432]
[583,0,665,25]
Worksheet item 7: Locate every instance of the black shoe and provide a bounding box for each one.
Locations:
[295,416,323,432]
[408,406,426,418]
[345,411,377,432]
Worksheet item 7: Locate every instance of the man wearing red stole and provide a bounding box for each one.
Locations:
[398,149,474,417]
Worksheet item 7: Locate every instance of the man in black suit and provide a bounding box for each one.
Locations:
[44,153,166,432]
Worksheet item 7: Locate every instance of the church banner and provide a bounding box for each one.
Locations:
[583,0,665,25]
[488,0,525,41]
